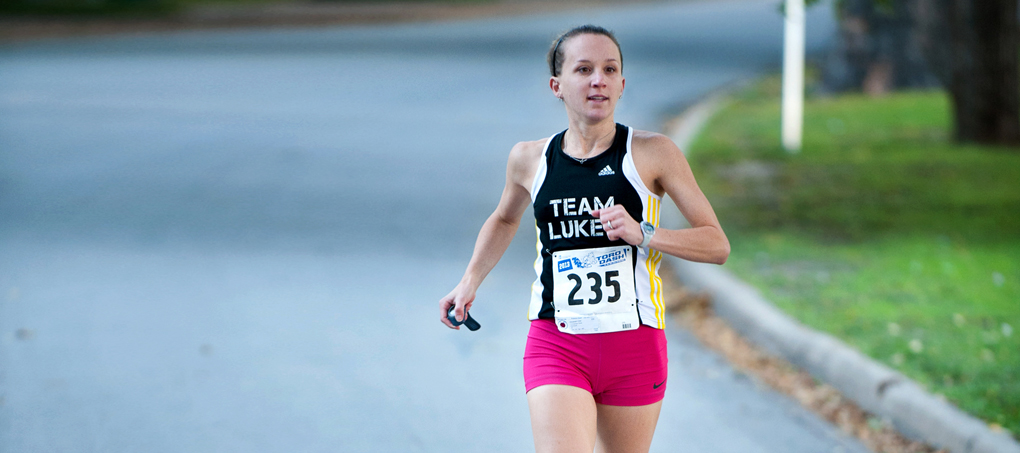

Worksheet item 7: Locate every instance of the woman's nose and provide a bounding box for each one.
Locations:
[591,70,607,86]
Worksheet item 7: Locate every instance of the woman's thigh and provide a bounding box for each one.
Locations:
[594,401,663,453]
[527,384,597,453]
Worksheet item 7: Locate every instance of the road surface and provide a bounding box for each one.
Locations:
[0,1,864,451]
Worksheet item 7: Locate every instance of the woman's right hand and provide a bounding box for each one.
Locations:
[439,283,475,330]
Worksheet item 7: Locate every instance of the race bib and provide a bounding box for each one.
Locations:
[551,245,639,334]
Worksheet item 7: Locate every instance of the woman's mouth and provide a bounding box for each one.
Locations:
[588,95,609,101]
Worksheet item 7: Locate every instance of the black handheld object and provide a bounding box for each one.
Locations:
[447,306,481,331]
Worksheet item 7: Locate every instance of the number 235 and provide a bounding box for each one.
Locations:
[566,270,621,305]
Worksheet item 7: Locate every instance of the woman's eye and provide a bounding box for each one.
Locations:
[578,67,591,74]
[605,67,616,73]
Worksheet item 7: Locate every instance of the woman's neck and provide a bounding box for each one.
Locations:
[563,118,617,160]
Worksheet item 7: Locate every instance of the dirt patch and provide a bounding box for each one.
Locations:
[659,259,943,453]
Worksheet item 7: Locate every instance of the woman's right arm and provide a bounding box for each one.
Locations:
[439,141,540,329]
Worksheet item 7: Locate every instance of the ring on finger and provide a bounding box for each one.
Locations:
[607,220,614,229]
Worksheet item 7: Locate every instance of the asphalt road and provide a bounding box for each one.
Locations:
[0,1,864,451]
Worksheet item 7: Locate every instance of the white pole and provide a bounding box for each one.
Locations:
[781,0,805,153]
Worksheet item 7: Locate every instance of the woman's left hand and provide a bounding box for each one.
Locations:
[592,206,642,246]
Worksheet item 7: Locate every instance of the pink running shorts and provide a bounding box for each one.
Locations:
[523,319,668,406]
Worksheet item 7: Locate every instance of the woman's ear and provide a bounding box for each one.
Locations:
[549,77,562,100]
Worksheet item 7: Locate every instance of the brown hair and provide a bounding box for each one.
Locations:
[547,25,623,77]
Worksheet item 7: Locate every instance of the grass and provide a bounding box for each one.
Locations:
[687,76,1020,436]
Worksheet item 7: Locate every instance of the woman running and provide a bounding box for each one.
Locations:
[439,24,730,453]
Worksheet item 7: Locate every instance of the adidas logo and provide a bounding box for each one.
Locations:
[598,165,615,176]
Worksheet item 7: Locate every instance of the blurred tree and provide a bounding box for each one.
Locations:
[916,0,1020,146]
[818,0,1020,146]
[820,0,938,94]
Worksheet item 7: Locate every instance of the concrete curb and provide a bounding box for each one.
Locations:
[662,93,1020,453]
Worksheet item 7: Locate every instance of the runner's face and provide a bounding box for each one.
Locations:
[551,34,625,123]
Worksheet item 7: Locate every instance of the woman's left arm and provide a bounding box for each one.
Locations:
[593,133,729,264]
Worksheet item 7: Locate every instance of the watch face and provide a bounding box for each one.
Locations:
[642,222,655,235]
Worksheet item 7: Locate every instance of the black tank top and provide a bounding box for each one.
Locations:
[530,123,645,320]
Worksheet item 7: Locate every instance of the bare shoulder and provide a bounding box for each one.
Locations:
[508,138,547,162]
[630,129,684,159]
[507,138,549,189]
[629,129,691,195]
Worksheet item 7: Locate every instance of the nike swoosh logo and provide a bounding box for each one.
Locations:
[653,379,666,389]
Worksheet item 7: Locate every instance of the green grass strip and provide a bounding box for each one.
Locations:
[687,77,1020,436]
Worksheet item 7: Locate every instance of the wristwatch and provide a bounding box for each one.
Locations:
[639,221,656,248]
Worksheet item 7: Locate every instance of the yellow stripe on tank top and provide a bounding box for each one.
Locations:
[646,195,664,328]
[648,249,662,329]
[647,196,659,328]
[657,198,665,327]
[653,250,664,328]
[656,197,664,327]
[644,196,654,327]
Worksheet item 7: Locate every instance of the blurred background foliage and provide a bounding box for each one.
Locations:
[816,0,1019,146]
[0,0,182,15]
